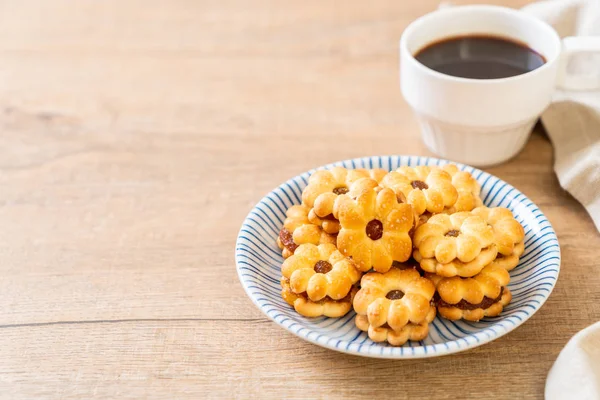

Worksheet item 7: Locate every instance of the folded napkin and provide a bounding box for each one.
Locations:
[523,0,600,232]
[522,1,600,398]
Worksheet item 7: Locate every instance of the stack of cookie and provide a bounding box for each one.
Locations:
[278,167,387,318]
[276,164,525,346]
[414,209,523,322]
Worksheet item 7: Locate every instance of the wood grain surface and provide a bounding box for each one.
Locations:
[1,0,599,399]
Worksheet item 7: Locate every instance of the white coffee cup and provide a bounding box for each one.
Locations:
[400,5,600,167]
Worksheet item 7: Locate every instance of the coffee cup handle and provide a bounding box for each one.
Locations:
[557,36,600,91]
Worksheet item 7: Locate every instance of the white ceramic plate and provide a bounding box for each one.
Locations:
[235,156,560,358]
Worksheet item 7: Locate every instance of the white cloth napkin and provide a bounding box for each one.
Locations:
[523,0,600,232]
[522,2,600,398]
[546,321,600,400]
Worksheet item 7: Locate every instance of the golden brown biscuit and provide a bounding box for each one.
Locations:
[440,164,483,213]
[309,177,382,235]
[380,166,458,215]
[355,305,436,346]
[277,205,336,258]
[413,212,497,277]
[281,243,362,301]
[280,277,357,318]
[471,206,526,271]
[335,188,414,272]
[353,268,435,330]
[302,167,387,210]
[427,264,511,321]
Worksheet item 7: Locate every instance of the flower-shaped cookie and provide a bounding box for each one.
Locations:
[280,277,357,318]
[440,164,483,212]
[302,167,387,209]
[277,205,336,258]
[309,177,382,234]
[335,188,413,272]
[281,243,362,301]
[380,166,458,215]
[471,206,525,271]
[413,212,497,277]
[355,304,436,346]
[353,268,435,330]
[427,264,512,321]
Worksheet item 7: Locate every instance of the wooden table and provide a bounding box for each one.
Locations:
[1,0,599,398]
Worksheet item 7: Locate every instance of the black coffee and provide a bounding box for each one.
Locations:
[414,35,546,79]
